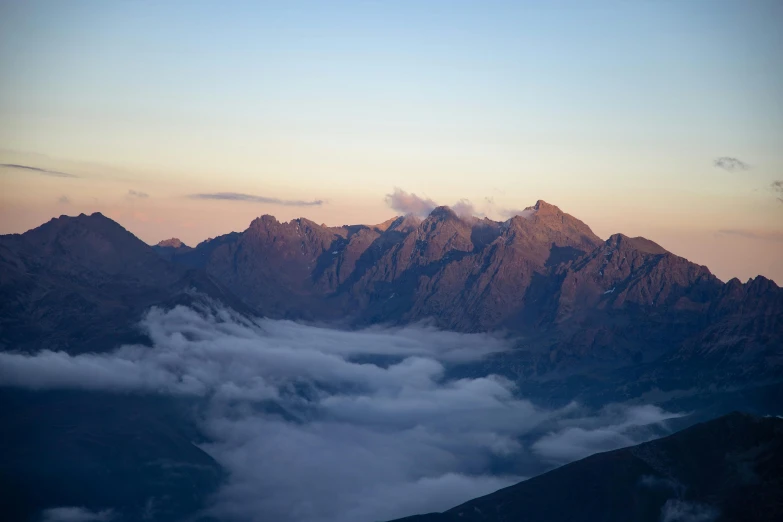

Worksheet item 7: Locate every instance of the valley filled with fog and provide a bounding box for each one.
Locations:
[1,302,688,522]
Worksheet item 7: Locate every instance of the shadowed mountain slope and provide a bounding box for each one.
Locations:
[388,412,783,522]
[0,213,244,354]
[0,389,223,522]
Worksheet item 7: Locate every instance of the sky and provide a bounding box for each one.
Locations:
[0,0,781,283]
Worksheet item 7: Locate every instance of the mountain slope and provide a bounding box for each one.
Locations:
[0,389,224,522]
[0,213,239,353]
[388,412,783,522]
[351,201,602,330]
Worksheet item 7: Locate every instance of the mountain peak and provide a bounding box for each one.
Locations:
[374,216,403,232]
[294,217,321,228]
[427,206,459,221]
[36,212,129,238]
[532,199,559,213]
[746,274,778,292]
[383,214,421,233]
[249,214,279,228]
[156,238,189,249]
[514,200,562,216]
[504,201,602,249]
[606,233,668,255]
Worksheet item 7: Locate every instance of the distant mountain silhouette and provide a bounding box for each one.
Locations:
[388,412,783,522]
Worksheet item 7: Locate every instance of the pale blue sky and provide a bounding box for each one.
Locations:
[1,0,782,282]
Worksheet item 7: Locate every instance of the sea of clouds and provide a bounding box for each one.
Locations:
[0,303,686,522]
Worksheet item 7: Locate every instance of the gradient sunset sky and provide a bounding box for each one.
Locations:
[1,0,781,283]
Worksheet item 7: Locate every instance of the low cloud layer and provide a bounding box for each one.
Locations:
[190,192,324,206]
[532,404,685,462]
[660,499,719,522]
[0,304,684,522]
[0,163,78,178]
[713,157,750,172]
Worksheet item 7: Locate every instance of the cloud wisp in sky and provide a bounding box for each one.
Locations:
[482,197,533,220]
[0,163,78,178]
[497,208,534,219]
[772,180,783,203]
[190,192,324,207]
[40,507,115,522]
[717,229,783,243]
[127,190,149,199]
[713,157,750,172]
[0,303,685,522]
[452,199,486,219]
[385,188,438,217]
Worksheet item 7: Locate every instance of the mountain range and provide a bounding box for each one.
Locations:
[2,200,780,384]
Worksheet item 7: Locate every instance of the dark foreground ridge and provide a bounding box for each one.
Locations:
[388,412,783,522]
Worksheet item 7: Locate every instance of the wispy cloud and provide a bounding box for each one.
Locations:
[128,189,149,199]
[482,196,533,220]
[452,199,485,218]
[385,188,438,217]
[189,192,323,206]
[497,208,533,219]
[771,180,783,203]
[40,506,115,522]
[717,229,783,243]
[0,163,78,178]
[531,404,685,463]
[660,499,719,522]
[57,195,71,204]
[713,157,750,173]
